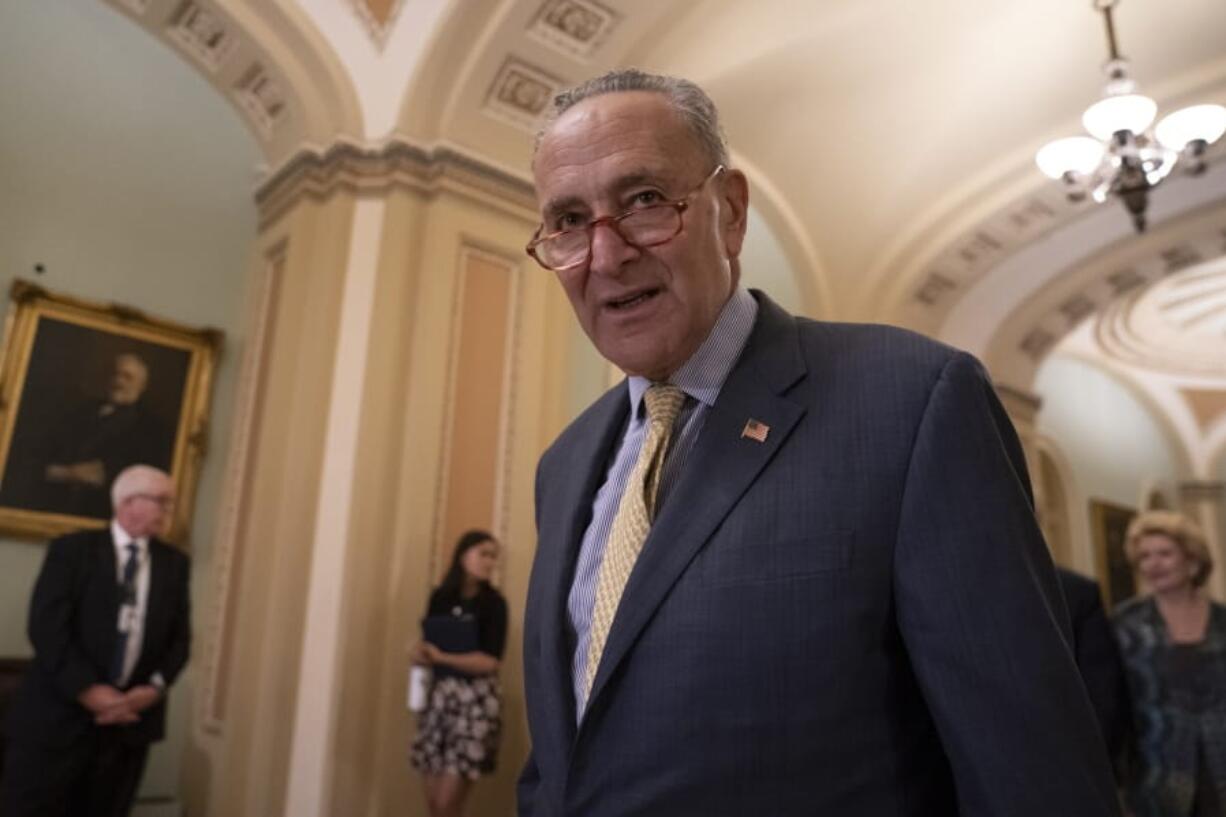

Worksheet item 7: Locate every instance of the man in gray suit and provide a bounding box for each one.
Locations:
[519,69,1121,816]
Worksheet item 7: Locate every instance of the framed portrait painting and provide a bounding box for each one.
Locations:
[1090,498,1138,609]
[0,280,221,543]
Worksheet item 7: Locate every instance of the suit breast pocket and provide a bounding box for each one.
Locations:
[699,529,854,587]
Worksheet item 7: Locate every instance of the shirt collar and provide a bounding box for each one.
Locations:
[626,287,758,416]
[111,519,148,556]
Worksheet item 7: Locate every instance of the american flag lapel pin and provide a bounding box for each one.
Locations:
[741,418,769,443]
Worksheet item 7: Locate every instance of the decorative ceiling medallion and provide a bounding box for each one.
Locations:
[1180,480,1226,501]
[527,0,620,59]
[907,190,1074,310]
[1058,293,1096,325]
[483,58,564,132]
[1019,327,1058,362]
[166,0,236,72]
[234,65,287,137]
[347,0,406,48]
[1106,268,1147,295]
[1179,388,1226,433]
[1160,244,1203,273]
[1095,254,1226,376]
[1004,207,1226,371]
[913,272,958,306]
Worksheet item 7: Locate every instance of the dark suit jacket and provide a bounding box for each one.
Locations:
[5,527,191,747]
[520,292,1120,817]
[1057,567,1129,767]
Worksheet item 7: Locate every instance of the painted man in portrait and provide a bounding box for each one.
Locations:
[1,352,173,520]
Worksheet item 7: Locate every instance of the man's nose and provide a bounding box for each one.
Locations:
[587,220,638,276]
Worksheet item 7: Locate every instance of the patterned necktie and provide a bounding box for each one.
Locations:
[582,383,686,707]
[110,543,139,685]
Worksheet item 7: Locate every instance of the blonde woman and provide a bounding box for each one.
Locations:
[1113,510,1226,817]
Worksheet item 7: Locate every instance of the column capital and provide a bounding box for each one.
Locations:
[995,382,1043,428]
[255,139,538,228]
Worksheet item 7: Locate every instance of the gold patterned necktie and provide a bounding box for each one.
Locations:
[582,383,686,707]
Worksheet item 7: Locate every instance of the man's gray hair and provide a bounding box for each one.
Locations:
[111,464,171,509]
[535,68,730,168]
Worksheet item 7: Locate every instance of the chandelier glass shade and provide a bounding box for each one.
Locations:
[1154,105,1226,151]
[1035,1,1226,231]
[1035,137,1105,179]
[1081,94,1156,141]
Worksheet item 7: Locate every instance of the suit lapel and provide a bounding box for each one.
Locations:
[99,527,120,612]
[144,539,169,657]
[534,383,630,759]
[91,528,122,675]
[583,294,808,716]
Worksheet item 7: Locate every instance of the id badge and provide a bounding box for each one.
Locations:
[118,604,139,634]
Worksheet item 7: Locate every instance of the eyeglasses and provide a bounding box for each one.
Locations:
[133,493,175,509]
[526,165,725,272]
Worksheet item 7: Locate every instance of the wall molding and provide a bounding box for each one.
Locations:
[427,245,523,588]
[197,241,284,735]
[255,139,538,229]
[996,382,1043,420]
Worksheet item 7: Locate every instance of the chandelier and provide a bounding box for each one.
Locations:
[1035,0,1226,231]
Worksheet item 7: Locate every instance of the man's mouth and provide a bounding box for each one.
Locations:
[606,288,660,310]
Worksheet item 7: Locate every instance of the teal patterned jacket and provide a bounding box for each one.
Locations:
[1112,596,1226,817]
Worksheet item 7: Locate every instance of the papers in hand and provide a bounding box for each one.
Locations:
[407,665,431,712]
[422,614,479,653]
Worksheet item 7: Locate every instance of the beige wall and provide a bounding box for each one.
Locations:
[1034,355,1195,590]
[194,191,354,817]
[188,145,603,817]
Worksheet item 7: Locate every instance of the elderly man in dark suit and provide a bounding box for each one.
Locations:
[518,68,1121,817]
[0,465,190,817]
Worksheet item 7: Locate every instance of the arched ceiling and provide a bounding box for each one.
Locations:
[389,0,1226,469]
[80,0,1226,330]
[632,0,1226,316]
[64,0,1226,408]
[381,0,1226,321]
[96,0,363,162]
[15,0,1221,478]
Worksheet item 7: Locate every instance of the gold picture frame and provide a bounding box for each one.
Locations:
[0,280,221,544]
[1089,498,1138,609]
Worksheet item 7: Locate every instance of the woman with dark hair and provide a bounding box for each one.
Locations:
[410,530,508,817]
[1113,510,1226,817]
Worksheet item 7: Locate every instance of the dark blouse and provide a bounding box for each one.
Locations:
[1113,596,1226,817]
[425,586,508,663]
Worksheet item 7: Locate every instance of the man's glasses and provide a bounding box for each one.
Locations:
[133,493,175,509]
[526,165,725,272]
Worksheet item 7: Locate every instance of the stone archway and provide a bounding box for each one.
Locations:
[99,0,362,167]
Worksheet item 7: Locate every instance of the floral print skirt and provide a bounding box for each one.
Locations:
[410,674,501,779]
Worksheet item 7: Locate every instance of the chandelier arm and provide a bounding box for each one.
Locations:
[1096,0,1122,62]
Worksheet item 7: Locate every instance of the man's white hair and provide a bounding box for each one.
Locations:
[111,464,171,509]
[116,352,149,380]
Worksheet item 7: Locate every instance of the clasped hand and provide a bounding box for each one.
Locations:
[410,641,443,666]
[78,683,161,725]
[44,460,106,487]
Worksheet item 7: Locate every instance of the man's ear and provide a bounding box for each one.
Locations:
[719,168,750,259]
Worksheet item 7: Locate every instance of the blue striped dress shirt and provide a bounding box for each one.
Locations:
[567,287,758,716]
